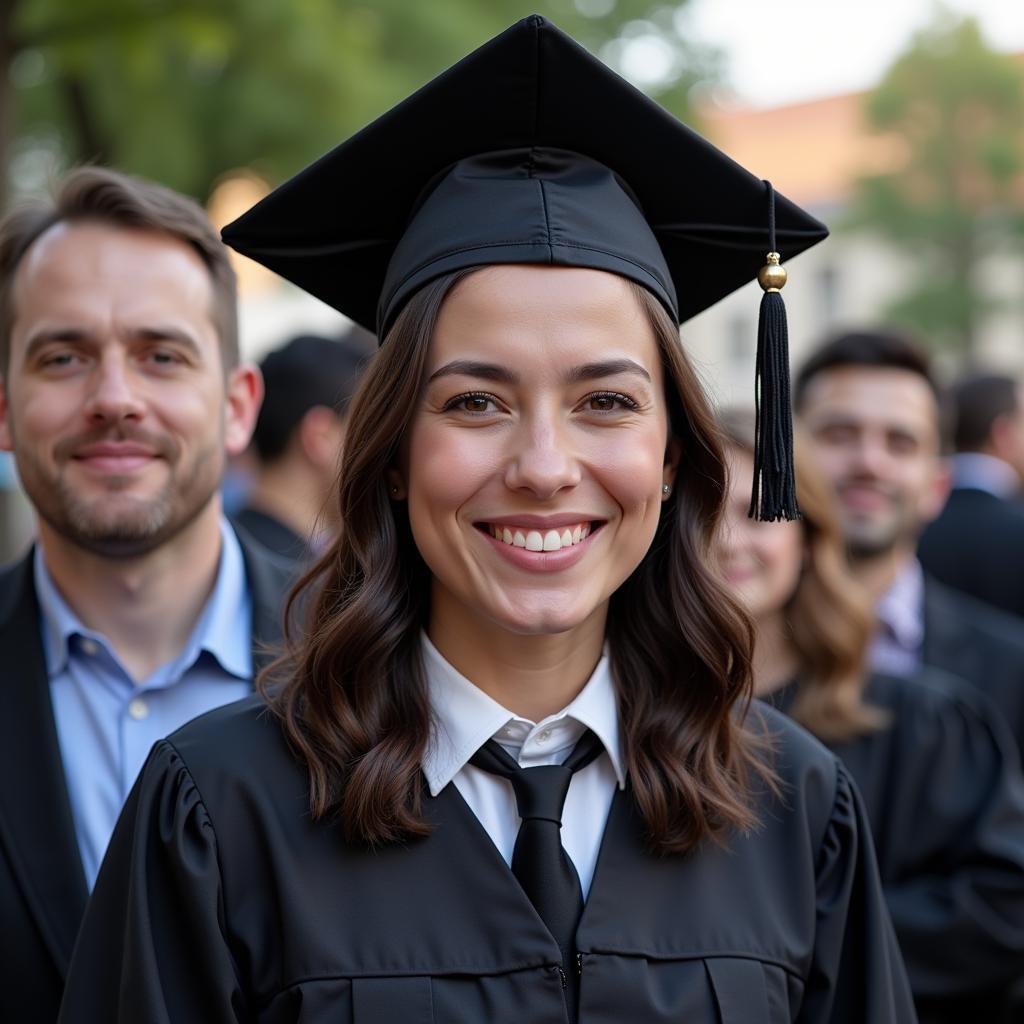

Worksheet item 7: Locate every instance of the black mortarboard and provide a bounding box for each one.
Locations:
[223,15,827,519]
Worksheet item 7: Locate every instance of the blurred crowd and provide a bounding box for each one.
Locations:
[2,163,1024,1023]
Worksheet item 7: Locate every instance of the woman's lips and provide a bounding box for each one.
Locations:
[477,521,604,572]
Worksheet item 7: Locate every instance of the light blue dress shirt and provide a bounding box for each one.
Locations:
[38,519,253,888]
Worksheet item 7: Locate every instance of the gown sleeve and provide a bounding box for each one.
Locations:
[871,681,1024,1004]
[58,739,245,1024]
[797,760,917,1024]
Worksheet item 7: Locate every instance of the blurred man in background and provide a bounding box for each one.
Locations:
[234,331,369,561]
[795,330,1024,752]
[0,166,293,1021]
[919,373,1024,619]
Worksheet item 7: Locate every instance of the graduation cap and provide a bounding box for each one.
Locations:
[222,15,827,520]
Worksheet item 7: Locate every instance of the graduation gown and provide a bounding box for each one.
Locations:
[58,695,914,1023]
[771,669,1024,1024]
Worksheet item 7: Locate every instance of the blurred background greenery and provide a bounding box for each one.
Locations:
[2,0,716,206]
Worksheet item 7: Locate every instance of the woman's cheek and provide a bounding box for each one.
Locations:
[587,433,667,514]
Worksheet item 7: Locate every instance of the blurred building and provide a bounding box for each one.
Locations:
[684,88,1024,403]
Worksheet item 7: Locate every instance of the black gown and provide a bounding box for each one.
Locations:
[58,695,914,1023]
[770,669,1024,1024]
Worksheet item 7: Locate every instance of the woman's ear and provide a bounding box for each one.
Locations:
[662,436,681,499]
[387,468,407,500]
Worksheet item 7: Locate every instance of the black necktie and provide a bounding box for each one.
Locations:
[469,727,604,1007]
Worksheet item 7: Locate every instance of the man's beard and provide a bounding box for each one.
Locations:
[47,474,218,558]
[16,428,223,559]
[836,484,918,561]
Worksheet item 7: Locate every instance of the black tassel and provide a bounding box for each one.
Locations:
[749,182,800,522]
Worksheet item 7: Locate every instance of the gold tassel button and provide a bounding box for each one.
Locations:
[757,252,787,293]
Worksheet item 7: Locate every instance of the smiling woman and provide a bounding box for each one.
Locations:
[59,16,915,1024]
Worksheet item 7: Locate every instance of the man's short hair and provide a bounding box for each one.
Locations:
[950,374,1021,452]
[252,331,372,463]
[0,165,238,371]
[794,329,940,410]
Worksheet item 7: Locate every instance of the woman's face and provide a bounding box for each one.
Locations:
[400,265,678,638]
[718,447,804,620]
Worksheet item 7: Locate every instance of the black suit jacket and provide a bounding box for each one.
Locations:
[919,487,1024,620]
[923,575,1024,757]
[0,530,295,1023]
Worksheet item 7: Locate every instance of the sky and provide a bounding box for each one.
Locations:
[668,0,1024,108]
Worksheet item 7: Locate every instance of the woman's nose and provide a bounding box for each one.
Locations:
[502,419,582,499]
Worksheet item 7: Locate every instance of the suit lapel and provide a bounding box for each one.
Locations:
[0,552,87,979]
[921,578,980,680]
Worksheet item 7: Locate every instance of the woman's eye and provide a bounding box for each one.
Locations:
[442,392,499,414]
[584,391,638,412]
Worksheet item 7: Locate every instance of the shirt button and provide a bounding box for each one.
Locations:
[538,729,552,743]
[128,698,149,721]
[79,638,99,656]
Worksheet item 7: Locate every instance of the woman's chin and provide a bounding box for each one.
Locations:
[484,596,604,638]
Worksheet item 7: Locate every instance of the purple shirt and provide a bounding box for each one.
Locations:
[869,558,925,678]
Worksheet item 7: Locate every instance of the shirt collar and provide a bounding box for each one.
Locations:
[33,518,252,682]
[34,546,92,676]
[875,557,925,651]
[949,452,1020,499]
[420,632,625,797]
[189,519,253,680]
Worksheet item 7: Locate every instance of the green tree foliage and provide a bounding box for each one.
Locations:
[4,0,712,205]
[850,12,1024,355]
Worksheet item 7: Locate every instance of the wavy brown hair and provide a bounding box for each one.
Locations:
[719,408,887,742]
[263,270,775,854]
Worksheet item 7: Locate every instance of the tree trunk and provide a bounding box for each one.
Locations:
[957,224,976,359]
[0,0,18,212]
[62,74,111,166]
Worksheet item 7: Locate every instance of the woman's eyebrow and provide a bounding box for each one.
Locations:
[427,357,651,385]
[565,359,651,384]
[427,360,516,384]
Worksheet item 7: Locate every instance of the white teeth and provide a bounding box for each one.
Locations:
[487,522,594,549]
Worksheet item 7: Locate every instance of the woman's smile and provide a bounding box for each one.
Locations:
[475,517,603,571]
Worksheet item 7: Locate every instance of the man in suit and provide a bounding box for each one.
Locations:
[919,373,1024,619]
[233,330,370,561]
[0,166,294,1021]
[795,330,1024,753]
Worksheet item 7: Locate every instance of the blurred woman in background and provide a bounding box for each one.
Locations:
[718,408,1024,1024]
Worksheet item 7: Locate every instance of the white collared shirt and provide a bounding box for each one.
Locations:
[420,633,625,897]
